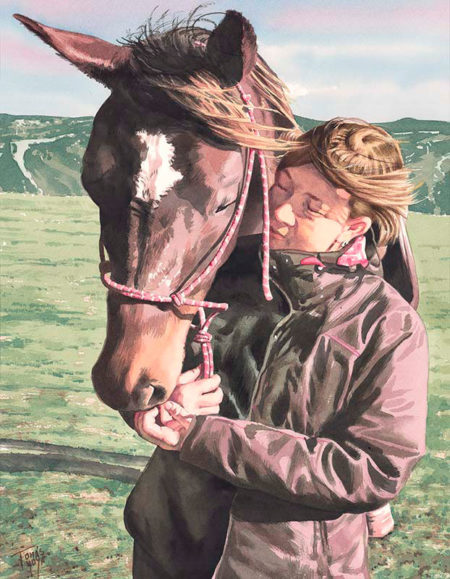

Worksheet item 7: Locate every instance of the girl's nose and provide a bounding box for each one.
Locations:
[273,202,296,227]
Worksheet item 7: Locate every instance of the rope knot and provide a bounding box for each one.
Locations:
[171,292,184,307]
[193,330,212,344]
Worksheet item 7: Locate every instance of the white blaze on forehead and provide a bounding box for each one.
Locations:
[134,131,183,202]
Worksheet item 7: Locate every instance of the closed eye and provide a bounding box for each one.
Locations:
[215,198,237,213]
[306,197,326,217]
[307,205,322,215]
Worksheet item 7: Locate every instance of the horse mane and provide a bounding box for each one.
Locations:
[124,8,301,152]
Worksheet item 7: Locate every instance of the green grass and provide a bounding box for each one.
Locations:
[0,194,151,455]
[0,194,449,577]
[0,472,133,578]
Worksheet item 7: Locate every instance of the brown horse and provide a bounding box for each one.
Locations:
[15,9,418,418]
[15,9,300,411]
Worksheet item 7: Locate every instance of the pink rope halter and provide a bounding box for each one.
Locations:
[99,85,272,378]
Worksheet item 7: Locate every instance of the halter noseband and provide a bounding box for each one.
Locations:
[99,84,272,378]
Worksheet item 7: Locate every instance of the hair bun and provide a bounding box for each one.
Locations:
[345,126,381,156]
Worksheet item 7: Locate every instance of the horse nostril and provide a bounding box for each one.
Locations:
[127,383,167,411]
[147,386,166,405]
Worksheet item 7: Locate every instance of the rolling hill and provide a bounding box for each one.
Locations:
[0,113,448,214]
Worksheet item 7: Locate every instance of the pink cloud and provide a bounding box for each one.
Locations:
[11,0,201,36]
[271,1,449,34]
[3,33,77,74]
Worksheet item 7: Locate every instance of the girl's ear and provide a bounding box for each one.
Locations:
[342,216,372,244]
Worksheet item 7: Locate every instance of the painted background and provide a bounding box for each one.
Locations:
[1,1,449,577]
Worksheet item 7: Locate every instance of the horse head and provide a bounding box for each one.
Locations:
[16,10,297,412]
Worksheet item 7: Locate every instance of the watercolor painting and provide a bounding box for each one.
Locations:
[1,1,448,577]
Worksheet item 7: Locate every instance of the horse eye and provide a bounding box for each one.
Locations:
[215,199,237,213]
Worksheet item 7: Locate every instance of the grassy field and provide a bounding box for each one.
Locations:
[0,193,449,578]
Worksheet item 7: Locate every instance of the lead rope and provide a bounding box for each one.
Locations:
[99,86,271,378]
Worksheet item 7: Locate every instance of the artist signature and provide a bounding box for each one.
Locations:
[12,545,46,578]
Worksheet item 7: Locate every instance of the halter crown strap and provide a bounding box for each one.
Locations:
[99,84,272,378]
[236,85,272,302]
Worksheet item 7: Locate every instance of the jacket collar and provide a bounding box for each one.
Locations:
[267,232,383,310]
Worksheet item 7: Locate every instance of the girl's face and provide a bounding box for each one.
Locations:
[269,163,370,252]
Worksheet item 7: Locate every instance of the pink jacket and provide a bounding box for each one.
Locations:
[180,248,428,577]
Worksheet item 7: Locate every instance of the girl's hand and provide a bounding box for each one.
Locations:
[134,401,194,451]
[169,366,223,415]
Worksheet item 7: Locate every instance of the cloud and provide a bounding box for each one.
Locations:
[286,82,339,100]
[259,41,439,61]
[258,36,449,121]
[1,82,109,117]
[9,0,209,39]
[2,32,76,74]
[288,79,450,122]
[270,0,450,34]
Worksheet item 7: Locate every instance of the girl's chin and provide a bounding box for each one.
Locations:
[269,238,289,250]
[269,239,330,252]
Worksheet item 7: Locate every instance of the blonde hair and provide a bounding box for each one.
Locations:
[146,57,301,152]
[278,118,414,244]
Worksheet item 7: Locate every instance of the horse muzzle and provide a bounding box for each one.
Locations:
[91,360,169,412]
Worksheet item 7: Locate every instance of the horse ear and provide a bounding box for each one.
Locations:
[206,10,257,88]
[14,14,131,87]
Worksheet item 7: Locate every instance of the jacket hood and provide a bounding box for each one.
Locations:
[268,239,380,311]
[380,219,419,309]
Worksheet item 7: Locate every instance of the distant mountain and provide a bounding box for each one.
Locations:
[0,113,449,214]
[0,114,91,196]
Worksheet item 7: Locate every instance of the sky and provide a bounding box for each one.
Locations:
[1,0,449,122]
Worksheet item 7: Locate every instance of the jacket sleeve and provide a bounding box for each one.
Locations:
[180,310,428,512]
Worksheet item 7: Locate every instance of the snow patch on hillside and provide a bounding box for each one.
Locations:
[435,153,450,180]
[11,134,75,193]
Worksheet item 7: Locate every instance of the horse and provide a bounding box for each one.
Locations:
[16,9,419,576]
[14,9,304,414]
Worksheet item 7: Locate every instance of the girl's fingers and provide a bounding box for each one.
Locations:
[161,418,184,431]
[134,408,157,433]
[159,404,184,431]
[165,401,193,429]
[141,411,163,436]
[159,404,172,425]
[162,427,181,447]
[164,401,192,418]
[177,365,202,385]
[136,408,182,447]
[198,388,224,407]
[199,374,221,394]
